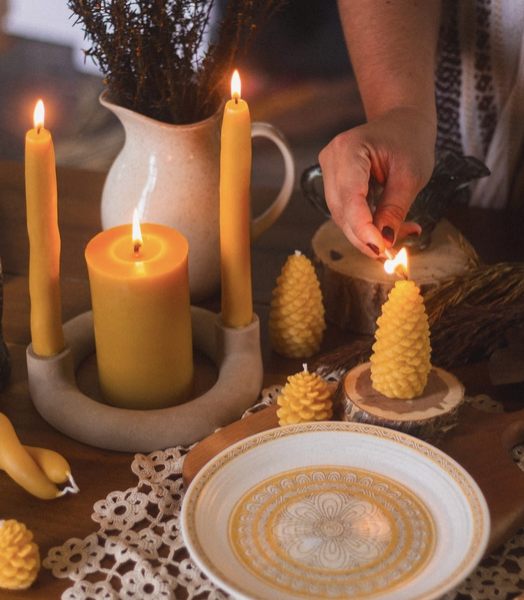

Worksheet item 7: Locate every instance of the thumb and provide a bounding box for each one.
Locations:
[372,179,418,247]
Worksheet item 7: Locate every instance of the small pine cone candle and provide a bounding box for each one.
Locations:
[269,251,325,358]
[370,280,432,399]
[0,520,40,590]
[277,365,333,426]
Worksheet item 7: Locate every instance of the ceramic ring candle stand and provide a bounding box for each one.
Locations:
[26,307,263,452]
[100,91,295,302]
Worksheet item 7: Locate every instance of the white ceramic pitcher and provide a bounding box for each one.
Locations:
[100,91,295,302]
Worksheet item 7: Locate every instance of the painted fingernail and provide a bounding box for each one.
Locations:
[382,226,395,244]
[408,230,420,237]
[367,243,380,256]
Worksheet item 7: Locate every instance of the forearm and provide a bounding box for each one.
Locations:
[337,0,441,123]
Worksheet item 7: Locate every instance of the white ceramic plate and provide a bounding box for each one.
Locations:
[181,422,490,600]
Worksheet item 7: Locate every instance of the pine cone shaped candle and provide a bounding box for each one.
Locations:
[277,365,333,426]
[269,251,325,358]
[370,280,432,399]
[0,520,40,590]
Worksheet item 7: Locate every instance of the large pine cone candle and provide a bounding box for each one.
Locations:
[269,251,325,358]
[277,365,333,426]
[370,280,432,399]
[0,520,40,590]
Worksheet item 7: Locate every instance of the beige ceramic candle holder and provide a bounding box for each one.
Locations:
[26,307,263,452]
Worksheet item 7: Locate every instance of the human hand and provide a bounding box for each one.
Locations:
[318,106,437,257]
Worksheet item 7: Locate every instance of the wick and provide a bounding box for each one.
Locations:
[395,265,409,280]
[235,97,239,104]
[37,125,42,134]
[134,241,142,254]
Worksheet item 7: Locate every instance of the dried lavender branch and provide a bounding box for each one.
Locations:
[68,0,287,124]
[429,301,524,369]
[425,263,524,325]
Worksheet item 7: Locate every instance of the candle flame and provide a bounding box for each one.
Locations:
[384,247,408,279]
[132,208,143,253]
[33,100,45,130]
[231,70,241,100]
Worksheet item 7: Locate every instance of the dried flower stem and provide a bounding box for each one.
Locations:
[68,0,287,124]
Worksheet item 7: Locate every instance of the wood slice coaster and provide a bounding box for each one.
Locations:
[312,218,472,334]
[335,362,464,443]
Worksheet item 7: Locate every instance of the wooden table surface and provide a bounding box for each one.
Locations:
[0,159,523,598]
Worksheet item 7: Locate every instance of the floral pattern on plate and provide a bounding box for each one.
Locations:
[230,466,435,597]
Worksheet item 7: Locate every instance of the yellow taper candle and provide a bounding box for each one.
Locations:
[85,213,193,409]
[25,100,65,356]
[220,70,253,327]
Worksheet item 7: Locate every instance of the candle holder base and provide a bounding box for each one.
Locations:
[26,307,263,452]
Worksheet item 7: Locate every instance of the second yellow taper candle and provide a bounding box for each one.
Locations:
[219,70,253,328]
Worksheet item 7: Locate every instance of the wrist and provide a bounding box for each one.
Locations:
[366,102,437,129]
[367,106,438,146]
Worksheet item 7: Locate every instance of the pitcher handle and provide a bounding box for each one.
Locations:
[300,163,332,218]
[250,122,295,241]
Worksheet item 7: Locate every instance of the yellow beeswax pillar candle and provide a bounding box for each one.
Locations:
[220,70,253,327]
[85,215,193,409]
[25,100,65,356]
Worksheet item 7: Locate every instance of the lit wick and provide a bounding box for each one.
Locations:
[384,247,409,280]
[33,99,45,135]
[231,69,241,106]
[132,208,143,255]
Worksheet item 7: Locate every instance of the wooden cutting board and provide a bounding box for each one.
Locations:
[183,403,524,556]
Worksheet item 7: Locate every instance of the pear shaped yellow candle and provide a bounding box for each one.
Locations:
[370,279,431,399]
[0,520,40,590]
[269,251,325,358]
[277,365,333,426]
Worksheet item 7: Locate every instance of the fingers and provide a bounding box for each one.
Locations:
[397,221,422,240]
[319,109,436,256]
[319,134,385,258]
[372,177,416,248]
[334,189,385,257]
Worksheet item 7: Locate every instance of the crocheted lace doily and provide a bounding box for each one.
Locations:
[43,386,524,600]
